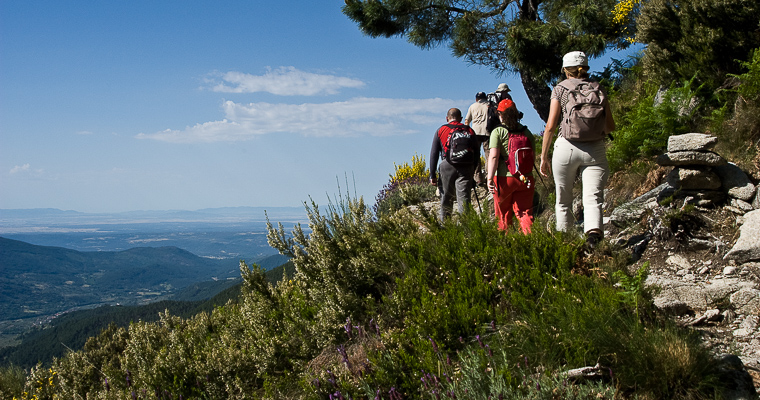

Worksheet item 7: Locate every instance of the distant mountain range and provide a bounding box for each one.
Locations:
[0,237,290,334]
[0,206,309,259]
[0,206,307,229]
[0,261,296,368]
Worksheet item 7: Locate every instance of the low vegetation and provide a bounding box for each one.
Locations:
[3,8,760,397]
[0,193,735,399]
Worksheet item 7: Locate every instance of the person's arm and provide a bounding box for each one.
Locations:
[539,98,561,177]
[486,145,500,194]
[430,130,442,185]
[604,100,615,134]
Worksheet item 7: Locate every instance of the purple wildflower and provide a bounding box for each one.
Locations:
[486,344,493,358]
[104,377,110,391]
[491,320,496,330]
[344,318,352,338]
[476,335,484,348]
[429,337,439,353]
[131,390,137,400]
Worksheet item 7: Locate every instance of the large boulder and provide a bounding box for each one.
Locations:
[667,133,718,152]
[656,150,726,167]
[714,162,756,201]
[667,167,722,190]
[609,183,669,227]
[647,276,756,311]
[724,209,760,263]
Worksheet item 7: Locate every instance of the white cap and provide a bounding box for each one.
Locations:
[562,51,588,68]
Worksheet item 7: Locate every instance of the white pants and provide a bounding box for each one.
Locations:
[552,137,608,234]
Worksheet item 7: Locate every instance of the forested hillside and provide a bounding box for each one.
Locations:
[0,259,294,369]
[0,237,242,323]
[2,0,759,399]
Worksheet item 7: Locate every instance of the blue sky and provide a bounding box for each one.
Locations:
[1,1,620,213]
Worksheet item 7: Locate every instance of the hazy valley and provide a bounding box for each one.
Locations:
[0,207,303,364]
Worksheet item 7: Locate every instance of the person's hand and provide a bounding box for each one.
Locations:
[487,178,496,194]
[539,157,551,177]
[430,178,437,186]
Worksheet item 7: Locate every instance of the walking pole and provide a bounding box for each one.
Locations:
[472,179,482,213]
[533,160,548,189]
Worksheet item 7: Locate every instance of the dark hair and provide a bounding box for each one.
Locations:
[447,108,462,121]
[498,107,520,131]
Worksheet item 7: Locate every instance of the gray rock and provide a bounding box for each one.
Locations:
[658,186,726,206]
[647,276,755,310]
[715,162,756,201]
[656,150,726,167]
[666,254,692,270]
[724,266,738,275]
[653,298,692,316]
[716,354,758,400]
[609,184,669,227]
[725,209,760,264]
[667,133,718,152]
[753,186,760,210]
[730,288,760,315]
[667,167,722,190]
[731,198,755,213]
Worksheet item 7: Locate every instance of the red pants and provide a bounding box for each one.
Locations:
[494,176,534,234]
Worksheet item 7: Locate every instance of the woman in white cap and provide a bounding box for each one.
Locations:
[538,51,615,248]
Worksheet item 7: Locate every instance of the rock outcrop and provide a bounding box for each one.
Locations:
[607,132,760,396]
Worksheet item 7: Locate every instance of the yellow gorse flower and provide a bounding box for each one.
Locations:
[390,153,428,184]
[611,0,641,44]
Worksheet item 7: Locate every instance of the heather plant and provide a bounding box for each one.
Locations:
[374,176,435,218]
[267,195,419,346]
[375,153,436,217]
[4,181,732,399]
[0,365,25,399]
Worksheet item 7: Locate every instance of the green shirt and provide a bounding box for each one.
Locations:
[489,124,535,177]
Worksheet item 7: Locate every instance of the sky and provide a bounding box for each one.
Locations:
[1,0,624,213]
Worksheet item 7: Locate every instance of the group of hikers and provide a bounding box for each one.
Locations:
[428,51,616,248]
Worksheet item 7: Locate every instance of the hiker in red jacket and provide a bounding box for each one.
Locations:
[430,108,481,222]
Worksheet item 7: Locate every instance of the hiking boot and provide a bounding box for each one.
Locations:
[586,232,602,250]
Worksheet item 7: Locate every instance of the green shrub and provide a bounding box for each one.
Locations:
[7,189,729,400]
[375,154,436,218]
[608,78,704,171]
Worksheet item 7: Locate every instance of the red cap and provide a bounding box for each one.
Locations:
[497,99,515,112]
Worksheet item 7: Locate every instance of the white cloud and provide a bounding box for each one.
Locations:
[9,164,30,174]
[136,97,459,143]
[209,67,365,96]
[9,163,44,176]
